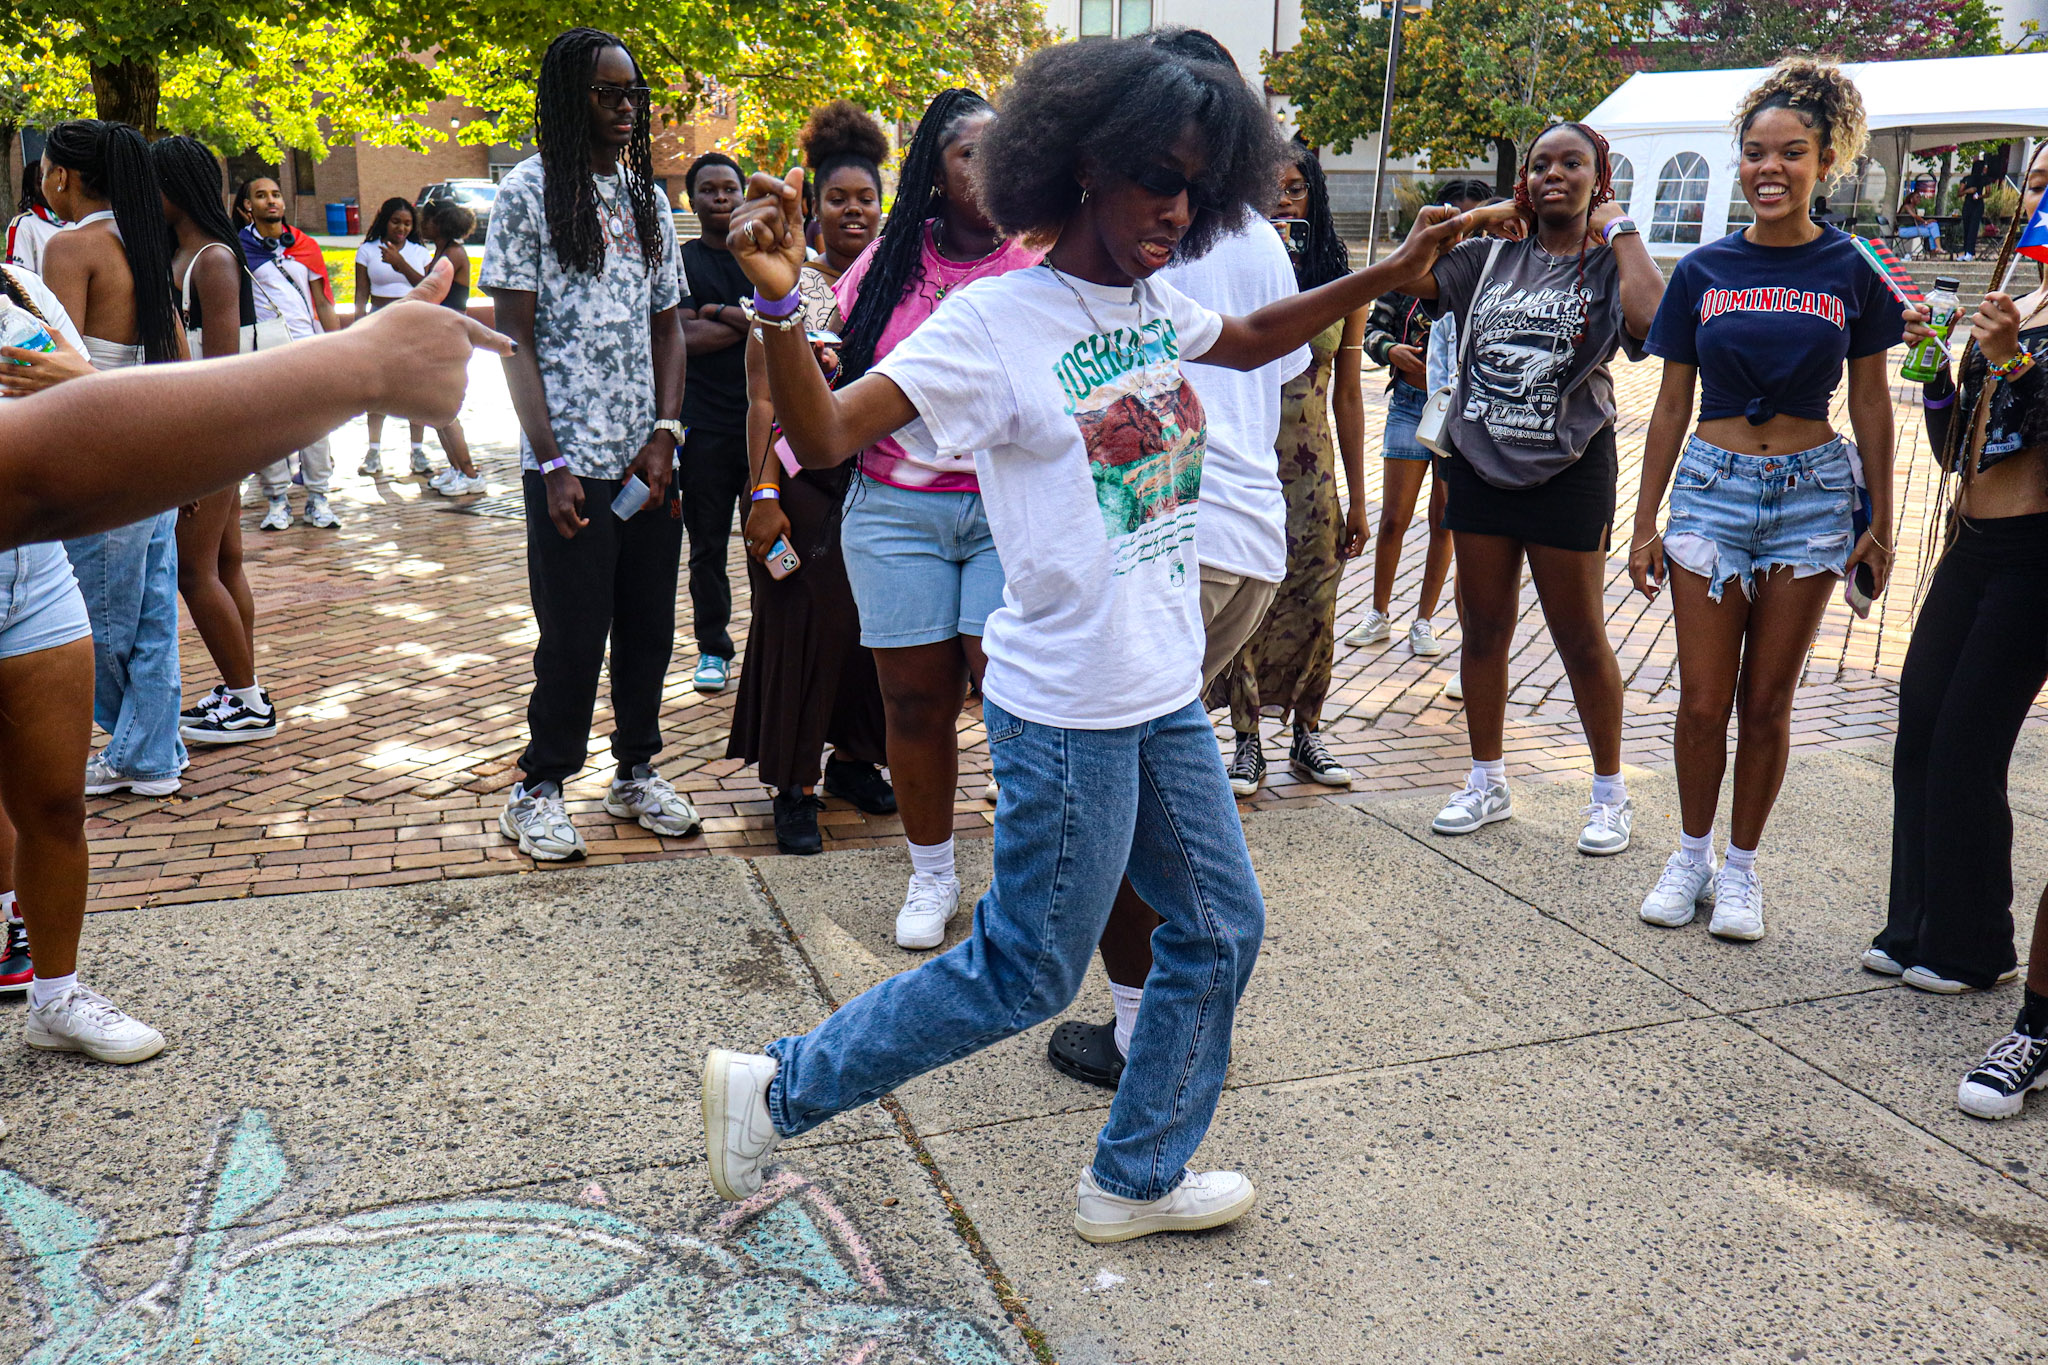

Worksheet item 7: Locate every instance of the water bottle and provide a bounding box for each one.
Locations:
[0,296,57,363]
[1899,277,1960,383]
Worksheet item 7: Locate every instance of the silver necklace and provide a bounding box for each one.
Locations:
[1041,261,1141,335]
[592,177,628,237]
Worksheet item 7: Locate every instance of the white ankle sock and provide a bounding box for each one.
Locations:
[1467,758,1506,793]
[1110,983,1144,1059]
[907,838,955,882]
[1591,770,1627,807]
[1724,843,1757,876]
[410,442,426,455]
[29,973,75,1011]
[226,683,264,708]
[1678,830,1714,867]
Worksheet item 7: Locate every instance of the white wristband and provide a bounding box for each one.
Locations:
[1603,217,1639,245]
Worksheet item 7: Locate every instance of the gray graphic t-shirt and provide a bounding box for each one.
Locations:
[479,157,681,479]
[1431,236,1646,489]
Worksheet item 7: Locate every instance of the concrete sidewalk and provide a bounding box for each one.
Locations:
[7,745,2047,1362]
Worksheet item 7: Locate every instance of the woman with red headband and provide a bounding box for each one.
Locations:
[1391,120,1663,854]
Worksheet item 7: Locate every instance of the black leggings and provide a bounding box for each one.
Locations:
[1877,512,2048,986]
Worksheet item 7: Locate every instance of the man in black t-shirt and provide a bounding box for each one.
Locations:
[677,153,753,692]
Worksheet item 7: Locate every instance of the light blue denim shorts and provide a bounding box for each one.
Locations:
[1664,434,1856,602]
[840,477,1007,648]
[0,541,91,661]
[1382,379,1432,461]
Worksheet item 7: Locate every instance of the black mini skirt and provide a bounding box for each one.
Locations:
[1438,425,1618,553]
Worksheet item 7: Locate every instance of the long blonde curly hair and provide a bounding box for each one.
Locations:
[1733,56,1869,189]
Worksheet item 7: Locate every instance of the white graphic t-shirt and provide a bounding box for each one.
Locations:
[875,265,1223,729]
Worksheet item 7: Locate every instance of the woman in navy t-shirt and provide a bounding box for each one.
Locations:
[1627,58,1902,944]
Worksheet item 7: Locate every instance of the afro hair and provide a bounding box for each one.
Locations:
[801,99,889,183]
[976,37,1287,264]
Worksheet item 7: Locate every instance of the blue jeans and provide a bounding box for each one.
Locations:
[64,511,187,780]
[766,696,1264,1201]
[1664,434,1855,603]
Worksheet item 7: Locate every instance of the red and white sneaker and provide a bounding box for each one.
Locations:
[0,919,30,995]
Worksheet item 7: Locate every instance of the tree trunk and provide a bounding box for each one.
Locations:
[90,58,161,136]
[0,124,16,220]
[1494,137,1517,197]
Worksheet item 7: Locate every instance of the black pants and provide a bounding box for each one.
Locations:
[1962,196,1984,254]
[519,470,684,788]
[680,427,749,659]
[1878,512,2048,986]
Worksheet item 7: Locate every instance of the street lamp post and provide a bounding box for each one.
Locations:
[1363,0,1430,266]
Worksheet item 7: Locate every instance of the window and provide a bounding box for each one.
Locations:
[1080,0,1151,36]
[1649,152,1708,244]
[1725,174,1754,233]
[1608,155,1634,217]
[1121,0,1153,33]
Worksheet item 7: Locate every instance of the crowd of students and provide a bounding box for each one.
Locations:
[0,27,2043,1237]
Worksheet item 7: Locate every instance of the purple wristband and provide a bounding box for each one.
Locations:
[752,288,801,320]
[1922,393,1955,410]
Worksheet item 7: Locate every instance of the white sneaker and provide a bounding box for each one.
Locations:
[410,446,433,476]
[1639,851,1717,928]
[1345,608,1392,646]
[895,873,961,950]
[258,496,292,532]
[442,471,487,495]
[25,985,165,1064]
[1408,618,1444,657]
[498,781,587,861]
[359,448,383,477]
[1901,964,2024,995]
[1444,674,1464,702]
[1577,798,1632,855]
[428,466,461,492]
[982,779,999,804]
[1707,865,1765,941]
[303,494,341,529]
[1074,1167,1256,1244]
[604,765,701,837]
[83,754,180,797]
[702,1048,781,1200]
[1859,945,1905,977]
[1430,783,1511,836]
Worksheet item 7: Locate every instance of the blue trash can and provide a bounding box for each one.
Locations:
[325,203,348,235]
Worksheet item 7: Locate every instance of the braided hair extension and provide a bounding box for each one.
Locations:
[834,88,992,387]
[1289,137,1350,292]
[0,265,51,324]
[151,135,256,330]
[363,196,418,244]
[535,27,663,275]
[1512,120,1614,345]
[45,119,180,364]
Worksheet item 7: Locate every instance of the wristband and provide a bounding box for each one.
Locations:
[539,456,570,474]
[750,487,780,501]
[1603,216,1639,245]
[1922,392,1956,409]
[1989,351,2036,380]
[752,288,802,320]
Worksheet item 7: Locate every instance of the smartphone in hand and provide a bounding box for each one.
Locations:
[765,536,802,581]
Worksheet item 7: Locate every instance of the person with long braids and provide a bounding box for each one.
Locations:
[729,100,893,856]
[353,197,434,477]
[1629,60,1898,942]
[1873,143,2048,1118]
[39,119,192,800]
[482,27,698,861]
[1390,121,1661,855]
[828,87,1041,949]
[701,35,1477,1240]
[153,135,280,749]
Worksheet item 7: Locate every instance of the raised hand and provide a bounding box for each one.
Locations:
[350,262,513,428]
[727,168,807,301]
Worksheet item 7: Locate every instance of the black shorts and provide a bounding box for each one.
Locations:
[1438,425,1618,553]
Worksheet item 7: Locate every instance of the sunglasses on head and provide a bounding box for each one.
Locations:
[1128,163,1225,210]
[589,84,652,112]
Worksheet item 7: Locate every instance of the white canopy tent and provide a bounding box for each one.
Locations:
[1584,53,2048,255]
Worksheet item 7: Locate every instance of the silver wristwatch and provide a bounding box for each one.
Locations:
[653,419,685,445]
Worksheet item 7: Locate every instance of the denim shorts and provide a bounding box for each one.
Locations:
[1664,434,1856,602]
[0,541,91,661]
[840,476,1006,648]
[1382,380,1431,461]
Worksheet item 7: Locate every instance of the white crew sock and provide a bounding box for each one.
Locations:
[907,837,955,883]
[28,972,76,1011]
[226,683,265,709]
[1591,770,1628,807]
[0,889,15,918]
[1110,983,1144,1059]
[365,440,380,454]
[1724,843,1757,877]
[410,442,426,456]
[1678,829,1714,867]
[1467,758,1506,793]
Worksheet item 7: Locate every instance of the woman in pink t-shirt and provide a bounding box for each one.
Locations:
[830,89,1042,950]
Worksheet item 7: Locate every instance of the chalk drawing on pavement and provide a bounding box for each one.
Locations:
[1,1109,1013,1363]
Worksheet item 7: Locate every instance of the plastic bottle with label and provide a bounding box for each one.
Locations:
[1899,277,1960,383]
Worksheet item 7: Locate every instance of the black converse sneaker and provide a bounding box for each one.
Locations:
[180,690,279,745]
[1289,728,1353,787]
[1958,1027,2048,1120]
[1226,732,1265,798]
[181,684,228,722]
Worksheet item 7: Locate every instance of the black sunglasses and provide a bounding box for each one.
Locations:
[589,84,652,112]
[1128,163,1225,211]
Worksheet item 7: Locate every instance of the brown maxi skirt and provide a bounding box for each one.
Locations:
[725,463,887,792]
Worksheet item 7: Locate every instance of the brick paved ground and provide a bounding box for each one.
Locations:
[82,348,2030,910]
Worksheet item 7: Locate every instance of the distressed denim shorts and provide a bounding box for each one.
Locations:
[0,541,90,661]
[1664,434,1856,602]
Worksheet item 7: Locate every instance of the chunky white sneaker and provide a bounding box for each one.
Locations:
[604,765,701,837]
[895,873,960,950]
[359,448,383,478]
[1430,783,1511,836]
[1958,1029,2048,1120]
[303,494,341,529]
[1901,964,2024,995]
[1859,945,1905,977]
[1707,866,1765,942]
[25,985,165,1064]
[83,754,180,798]
[1074,1167,1256,1244]
[428,466,461,493]
[410,446,433,476]
[498,781,587,861]
[1639,852,1717,928]
[981,779,999,804]
[1444,674,1464,702]
[442,471,487,496]
[702,1049,782,1199]
[1408,618,1444,657]
[1345,608,1392,646]
[258,496,292,532]
[1577,798,1632,855]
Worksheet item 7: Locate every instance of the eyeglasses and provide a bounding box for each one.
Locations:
[1128,163,1225,211]
[588,84,652,112]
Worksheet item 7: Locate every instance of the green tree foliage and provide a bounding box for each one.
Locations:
[1669,0,2003,66]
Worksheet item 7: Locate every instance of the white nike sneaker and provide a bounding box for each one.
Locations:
[1430,783,1512,836]
[1074,1167,1256,1244]
[703,1048,782,1199]
[1577,798,1633,855]
[24,985,165,1064]
[1639,851,1717,928]
[895,873,961,950]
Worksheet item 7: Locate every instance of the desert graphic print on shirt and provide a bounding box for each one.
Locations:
[1052,316,1207,580]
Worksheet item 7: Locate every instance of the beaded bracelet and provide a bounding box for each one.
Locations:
[1988,350,2037,382]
